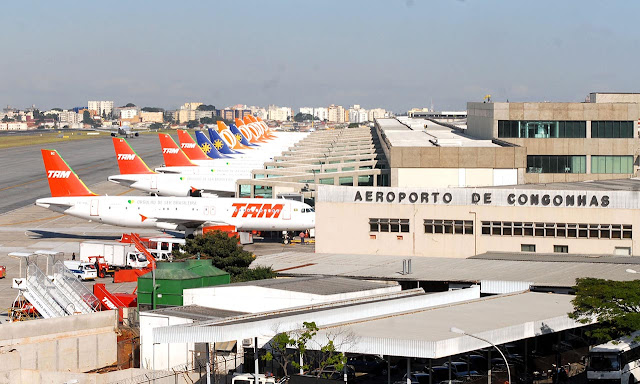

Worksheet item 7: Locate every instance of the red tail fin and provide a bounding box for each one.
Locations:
[177,130,210,160]
[112,137,154,174]
[41,149,97,197]
[158,134,196,167]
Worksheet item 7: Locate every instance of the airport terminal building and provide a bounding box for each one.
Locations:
[315,179,640,257]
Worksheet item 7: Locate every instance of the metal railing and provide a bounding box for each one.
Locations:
[25,263,66,318]
[52,261,100,313]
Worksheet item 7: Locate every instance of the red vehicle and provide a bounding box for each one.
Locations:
[88,256,113,278]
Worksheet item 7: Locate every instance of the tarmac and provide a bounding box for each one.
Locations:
[0,132,313,321]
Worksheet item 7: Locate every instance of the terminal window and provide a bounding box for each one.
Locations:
[424,219,473,235]
[554,245,569,253]
[521,244,536,252]
[369,218,409,233]
[526,155,586,173]
[591,121,634,138]
[498,120,586,139]
[481,221,631,239]
[591,155,634,174]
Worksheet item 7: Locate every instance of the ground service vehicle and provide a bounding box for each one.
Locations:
[231,373,276,384]
[79,242,149,269]
[587,331,640,384]
[63,261,98,280]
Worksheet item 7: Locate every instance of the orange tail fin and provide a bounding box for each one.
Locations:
[177,130,210,161]
[216,121,227,132]
[41,149,97,197]
[158,134,196,167]
[112,137,154,174]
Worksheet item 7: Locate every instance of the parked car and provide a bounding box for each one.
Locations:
[443,361,480,378]
[429,366,464,384]
[460,354,489,375]
[400,372,430,384]
[309,365,356,382]
[347,354,388,374]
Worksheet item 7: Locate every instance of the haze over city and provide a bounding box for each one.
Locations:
[2,0,639,112]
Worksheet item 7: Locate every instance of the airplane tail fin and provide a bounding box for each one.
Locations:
[158,134,196,167]
[194,131,226,159]
[216,121,228,132]
[41,149,97,197]
[112,137,155,174]
[230,124,258,147]
[177,130,211,161]
[207,128,239,155]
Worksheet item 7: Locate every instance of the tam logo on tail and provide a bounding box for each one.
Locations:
[181,143,196,149]
[163,148,180,154]
[117,154,136,161]
[47,170,71,179]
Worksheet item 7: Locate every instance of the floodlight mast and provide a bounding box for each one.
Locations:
[450,327,511,384]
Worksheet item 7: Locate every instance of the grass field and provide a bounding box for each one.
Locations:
[0,129,177,149]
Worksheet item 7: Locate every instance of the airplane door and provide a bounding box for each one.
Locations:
[151,175,157,190]
[282,204,291,220]
[90,199,99,216]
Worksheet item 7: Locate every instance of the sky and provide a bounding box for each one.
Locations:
[1,1,639,113]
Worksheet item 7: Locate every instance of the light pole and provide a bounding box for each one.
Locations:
[450,327,510,384]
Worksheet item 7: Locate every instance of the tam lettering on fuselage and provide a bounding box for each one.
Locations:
[117,154,136,161]
[47,170,71,178]
[231,203,284,218]
[162,148,180,154]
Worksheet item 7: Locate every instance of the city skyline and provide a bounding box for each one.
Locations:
[1,1,639,112]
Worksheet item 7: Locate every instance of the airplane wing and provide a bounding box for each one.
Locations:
[150,217,229,229]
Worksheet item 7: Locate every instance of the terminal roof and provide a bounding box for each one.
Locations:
[222,275,396,295]
[253,251,640,287]
[377,117,499,148]
[494,178,640,191]
[144,305,247,321]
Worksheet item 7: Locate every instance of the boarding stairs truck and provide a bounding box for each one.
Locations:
[79,241,149,270]
[10,252,100,320]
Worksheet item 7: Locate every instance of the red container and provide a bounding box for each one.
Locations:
[0,266,6,278]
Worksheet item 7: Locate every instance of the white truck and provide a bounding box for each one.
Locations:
[79,242,149,269]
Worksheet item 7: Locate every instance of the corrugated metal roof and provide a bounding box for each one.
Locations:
[224,276,396,295]
[472,251,640,264]
[143,305,247,321]
[251,251,640,287]
[314,291,579,358]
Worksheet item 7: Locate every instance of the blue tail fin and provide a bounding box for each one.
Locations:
[230,124,259,147]
[195,131,227,159]
[208,128,241,155]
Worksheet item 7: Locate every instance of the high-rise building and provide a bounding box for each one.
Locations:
[267,105,292,121]
[328,105,345,123]
[300,107,328,121]
[349,105,369,124]
[58,110,82,124]
[368,108,388,121]
[88,101,114,117]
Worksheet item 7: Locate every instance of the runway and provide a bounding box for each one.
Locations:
[0,133,166,214]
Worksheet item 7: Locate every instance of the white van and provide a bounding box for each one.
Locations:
[231,373,276,384]
[63,260,98,281]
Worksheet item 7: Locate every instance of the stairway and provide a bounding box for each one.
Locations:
[23,264,66,318]
[52,261,100,314]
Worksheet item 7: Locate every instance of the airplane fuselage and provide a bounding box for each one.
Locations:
[35,196,315,233]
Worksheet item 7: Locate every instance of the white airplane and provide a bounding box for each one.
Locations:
[93,123,147,138]
[108,137,236,197]
[36,149,315,237]
[155,133,265,176]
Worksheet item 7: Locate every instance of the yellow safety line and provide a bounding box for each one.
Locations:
[0,214,64,226]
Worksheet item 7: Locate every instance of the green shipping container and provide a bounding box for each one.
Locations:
[138,261,230,309]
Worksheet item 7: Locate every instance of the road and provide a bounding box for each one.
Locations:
[0,133,166,214]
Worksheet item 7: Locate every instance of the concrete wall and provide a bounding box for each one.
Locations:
[590,93,640,104]
[139,313,193,371]
[0,368,200,384]
[396,168,518,188]
[315,186,640,257]
[386,144,526,170]
[0,311,118,373]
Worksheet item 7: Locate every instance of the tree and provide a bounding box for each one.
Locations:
[2,115,13,122]
[348,123,359,128]
[174,231,275,281]
[124,103,136,108]
[294,113,314,122]
[149,122,164,130]
[197,104,216,111]
[82,110,93,124]
[262,321,350,379]
[570,277,640,342]
[142,107,164,112]
[186,119,200,128]
[52,108,63,112]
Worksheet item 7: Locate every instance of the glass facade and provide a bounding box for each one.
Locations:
[591,156,634,174]
[591,121,634,138]
[526,155,586,173]
[498,120,586,138]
